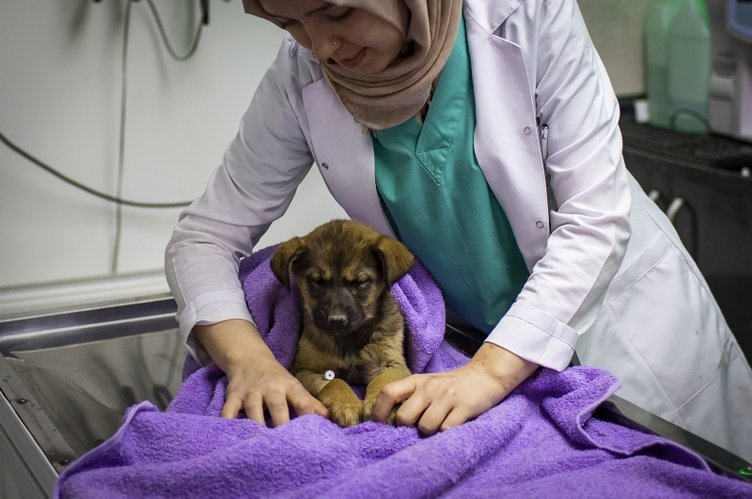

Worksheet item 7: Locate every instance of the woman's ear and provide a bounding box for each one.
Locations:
[271,237,307,289]
[373,237,414,287]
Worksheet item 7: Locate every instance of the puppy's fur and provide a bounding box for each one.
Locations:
[271,219,414,427]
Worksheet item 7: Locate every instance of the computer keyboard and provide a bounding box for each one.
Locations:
[619,118,752,171]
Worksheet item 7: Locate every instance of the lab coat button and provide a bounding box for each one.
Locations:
[523,126,532,135]
[536,220,545,229]
[321,162,330,170]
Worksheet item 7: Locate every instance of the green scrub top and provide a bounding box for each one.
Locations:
[373,18,529,334]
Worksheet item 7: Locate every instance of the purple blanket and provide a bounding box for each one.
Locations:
[54,246,752,498]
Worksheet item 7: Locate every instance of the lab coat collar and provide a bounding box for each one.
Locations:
[302,79,395,237]
[464,0,524,33]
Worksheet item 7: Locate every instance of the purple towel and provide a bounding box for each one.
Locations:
[236,245,457,376]
[53,246,752,498]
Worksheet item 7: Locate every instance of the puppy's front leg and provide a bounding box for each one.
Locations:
[362,364,411,424]
[296,370,363,427]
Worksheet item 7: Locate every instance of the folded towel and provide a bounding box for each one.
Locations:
[53,245,752,498]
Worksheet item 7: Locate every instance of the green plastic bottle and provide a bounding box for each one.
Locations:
[666,0,711,133]
[644,0,682,128]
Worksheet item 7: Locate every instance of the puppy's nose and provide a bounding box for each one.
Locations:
[327,313,348,328]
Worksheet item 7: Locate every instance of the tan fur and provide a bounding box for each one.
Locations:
[271,219,414,427]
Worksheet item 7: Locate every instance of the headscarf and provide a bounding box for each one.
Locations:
[243,0,463,129]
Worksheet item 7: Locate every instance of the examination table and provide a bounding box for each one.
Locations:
[1,295,750,497]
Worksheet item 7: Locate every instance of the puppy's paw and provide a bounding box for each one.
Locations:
[328,401,363,427]
[362,398,400,426]
[319,379,363,427]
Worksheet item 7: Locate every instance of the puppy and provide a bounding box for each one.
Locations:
[271,219,414,427]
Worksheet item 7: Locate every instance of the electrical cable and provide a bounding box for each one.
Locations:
[112,0,134,273]
[1,0,205,209]
[116,0,206,269]
[669,108,711,131]
[1,0,207,271]
[0,132,192,209]
[145,0,204,61]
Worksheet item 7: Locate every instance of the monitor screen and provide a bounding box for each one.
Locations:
[729,0,752,41]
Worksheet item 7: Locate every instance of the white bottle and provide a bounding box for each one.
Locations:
[666,0,711,133]
[645,0,682,128]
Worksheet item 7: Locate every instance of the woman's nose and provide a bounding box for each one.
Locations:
[311,33,341,61]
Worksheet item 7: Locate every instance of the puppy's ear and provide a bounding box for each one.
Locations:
[373,237,414,287]
[271,237,307,289]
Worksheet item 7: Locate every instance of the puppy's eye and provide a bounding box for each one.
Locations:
[307,275,324,287]
[355,278,371,289]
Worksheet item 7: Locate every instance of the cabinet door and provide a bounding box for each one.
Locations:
[624,149,752,362]
[671,173,752,277]
[625,153,675,214]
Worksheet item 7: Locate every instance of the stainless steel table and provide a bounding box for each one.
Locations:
[0,297,182,498]
[1,297,750,498]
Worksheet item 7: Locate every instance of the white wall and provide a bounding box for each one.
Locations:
[0,0,649,307]
[579,0,652,97]
[0,0,346,295]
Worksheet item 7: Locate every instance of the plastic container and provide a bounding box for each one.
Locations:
[644,0,682,128]
[666,0,711,133]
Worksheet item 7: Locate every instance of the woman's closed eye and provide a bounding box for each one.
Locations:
[326,7,353,23]
[276,17,299,30]
[273,6,353,30]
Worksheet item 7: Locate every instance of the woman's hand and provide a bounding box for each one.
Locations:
[371,342,538,435]
[194,319,328,426]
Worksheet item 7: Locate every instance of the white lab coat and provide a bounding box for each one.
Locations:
[165,0,752,459]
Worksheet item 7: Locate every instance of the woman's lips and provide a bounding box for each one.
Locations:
[338,47,366,68]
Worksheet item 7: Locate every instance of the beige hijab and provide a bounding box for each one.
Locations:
[244,0,463,129]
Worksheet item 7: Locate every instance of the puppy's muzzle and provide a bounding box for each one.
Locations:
[314,298,362,333]
[314,307,352,332]
[325,311,348,328]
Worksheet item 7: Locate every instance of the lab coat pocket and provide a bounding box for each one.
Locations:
[605,234,727,411]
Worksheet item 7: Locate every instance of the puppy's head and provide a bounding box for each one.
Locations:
[271,220,414,335]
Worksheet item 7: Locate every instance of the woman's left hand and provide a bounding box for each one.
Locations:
[371,342,539,435]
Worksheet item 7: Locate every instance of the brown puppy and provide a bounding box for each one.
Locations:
[271,219,414,427]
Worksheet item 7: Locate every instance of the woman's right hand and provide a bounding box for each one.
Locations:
[193,319,328,426]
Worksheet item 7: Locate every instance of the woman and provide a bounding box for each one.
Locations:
[165,0,752,460]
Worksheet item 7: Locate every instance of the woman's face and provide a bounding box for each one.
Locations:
[250,1,409,76]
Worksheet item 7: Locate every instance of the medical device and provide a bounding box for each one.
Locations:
[708,0,752,141]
